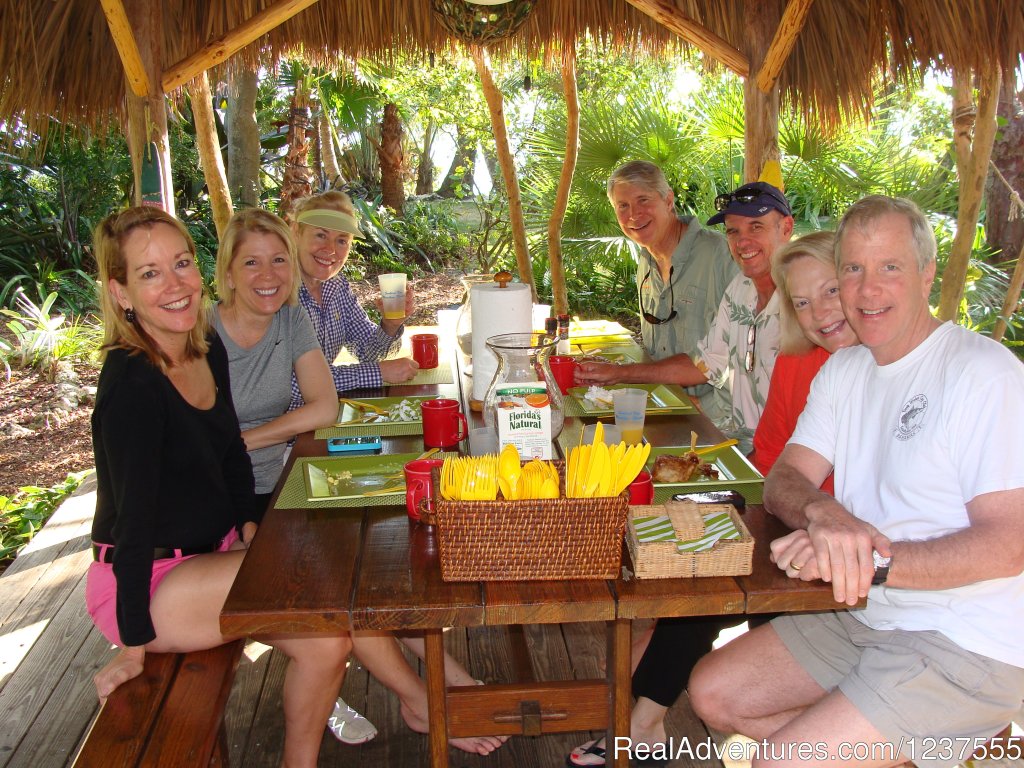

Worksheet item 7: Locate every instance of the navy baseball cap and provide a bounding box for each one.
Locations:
[706,182,792,225]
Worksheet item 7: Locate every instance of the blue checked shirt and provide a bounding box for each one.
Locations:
[290,276,403,408]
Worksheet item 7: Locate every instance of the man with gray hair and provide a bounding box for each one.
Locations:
[601,160,737,418]
[687,195,1024,767]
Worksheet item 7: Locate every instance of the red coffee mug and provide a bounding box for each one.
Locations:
[411,333,439,369]
[548,355,578,395]
[421,398,468,449]
[404,458,445,523]
[628,470,654,505]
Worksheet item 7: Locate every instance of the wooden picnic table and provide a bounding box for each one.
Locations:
[220,331,848,768]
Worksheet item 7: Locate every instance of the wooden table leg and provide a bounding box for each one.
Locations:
[424,628,449,768]
[607,619,632,768]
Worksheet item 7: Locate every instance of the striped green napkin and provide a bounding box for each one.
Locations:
[632,515,679,542]
[677,511,740,553]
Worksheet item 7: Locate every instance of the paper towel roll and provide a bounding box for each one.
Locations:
[470,282,533,402]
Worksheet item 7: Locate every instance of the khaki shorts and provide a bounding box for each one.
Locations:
[772,611,1024,768]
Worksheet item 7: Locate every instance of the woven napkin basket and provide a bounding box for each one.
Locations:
[626,500,753,579]
[433,463,629,582]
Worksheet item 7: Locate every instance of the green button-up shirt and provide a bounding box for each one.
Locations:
[637,215,738,418]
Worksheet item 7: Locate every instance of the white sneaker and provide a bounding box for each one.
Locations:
[327,698,378,745]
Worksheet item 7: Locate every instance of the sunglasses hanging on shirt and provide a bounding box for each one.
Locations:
[745,324,757,373]
[640,267,678,325]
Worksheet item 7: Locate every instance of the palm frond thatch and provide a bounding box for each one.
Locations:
[2,0,1023,147]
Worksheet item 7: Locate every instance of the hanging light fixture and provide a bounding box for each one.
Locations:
[431,0,537,44]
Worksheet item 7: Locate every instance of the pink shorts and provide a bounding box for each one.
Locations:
[85,529,239,647]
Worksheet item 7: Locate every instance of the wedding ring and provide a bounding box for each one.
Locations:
[790,563,801,572]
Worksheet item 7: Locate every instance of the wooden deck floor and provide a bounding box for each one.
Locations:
[0,479,721,768]
[2,480,1021,768]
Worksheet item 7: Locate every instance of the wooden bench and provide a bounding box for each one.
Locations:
[71,639,245,768]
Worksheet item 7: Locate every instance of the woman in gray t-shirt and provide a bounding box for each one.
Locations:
[212,209,337,510]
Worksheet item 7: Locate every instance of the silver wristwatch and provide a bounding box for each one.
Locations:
[871,550,891,585]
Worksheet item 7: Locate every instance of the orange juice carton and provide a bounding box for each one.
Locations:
[495,383,554,459]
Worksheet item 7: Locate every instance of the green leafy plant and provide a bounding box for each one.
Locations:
[0,123,130,315]
[2,290,101,379]
[349,195,427,274]
[931,218,1023,343]
[0,470,93,564]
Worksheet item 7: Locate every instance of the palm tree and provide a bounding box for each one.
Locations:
[278,61,316,218]
[377,102,405,212]
[225,64,261,208]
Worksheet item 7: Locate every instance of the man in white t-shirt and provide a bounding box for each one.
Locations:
[688,196,1024,768]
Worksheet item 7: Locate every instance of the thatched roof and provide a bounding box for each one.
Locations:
[3,0,1023,139]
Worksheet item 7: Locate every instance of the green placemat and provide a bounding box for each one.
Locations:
[562,395,592,418]
[275,453,456,509]
[406,363,454,385]
[561,383,695,418]
[315,421,424,439]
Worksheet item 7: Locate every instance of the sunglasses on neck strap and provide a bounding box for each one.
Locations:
[640,268,678,325]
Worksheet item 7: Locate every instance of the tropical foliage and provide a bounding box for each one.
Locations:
[1,290,101,378]
[0,46,1020,346]
[0,470,93,564]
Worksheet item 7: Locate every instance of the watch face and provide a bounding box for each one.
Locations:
[872,550,891,569]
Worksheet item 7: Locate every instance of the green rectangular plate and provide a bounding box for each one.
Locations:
[335,396,432,427]
[645,445,764,504]
[303,453,419,501]
[571,343,646,364]
[566,383,696,416]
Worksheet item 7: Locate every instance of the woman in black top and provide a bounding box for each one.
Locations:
[86,207,351,767]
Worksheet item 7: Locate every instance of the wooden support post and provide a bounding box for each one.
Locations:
[472,46,537,302]
[124,0,174,214]
[547,47,578,316]
[938,67,1002,321]
[756,0,815,93]
[424,629,450,768]
[743,0,782,182]
[98,0,150,97]
[319,112,343,189]
[186,72,233,240]
[624,0,749,77]
[993,238,1024,342]
[606,619,632,768]
[162,0,321,93]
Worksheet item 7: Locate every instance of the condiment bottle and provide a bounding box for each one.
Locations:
[556,314,571,355]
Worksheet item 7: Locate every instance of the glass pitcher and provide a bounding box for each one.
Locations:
[455,272,495,357]
[482,332,564,440]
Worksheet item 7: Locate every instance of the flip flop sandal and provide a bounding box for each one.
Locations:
[567,738,607,767]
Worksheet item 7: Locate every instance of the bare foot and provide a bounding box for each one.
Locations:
[400,702,506,755]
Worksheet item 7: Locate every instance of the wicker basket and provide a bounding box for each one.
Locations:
[432,463,628,582]
[626,501,753,579]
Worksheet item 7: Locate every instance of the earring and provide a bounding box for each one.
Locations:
[125,307,137,323]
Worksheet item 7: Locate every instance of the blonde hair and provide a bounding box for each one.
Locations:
[835,195,936,270]
[216,209,300,308]
[94,207,209,369]
[771,230,837,355]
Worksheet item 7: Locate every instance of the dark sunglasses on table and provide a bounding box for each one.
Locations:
[714,188,789,212]
[639,268,678,325]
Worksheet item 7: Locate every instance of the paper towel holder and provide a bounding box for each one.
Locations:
[468,270,521,412]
